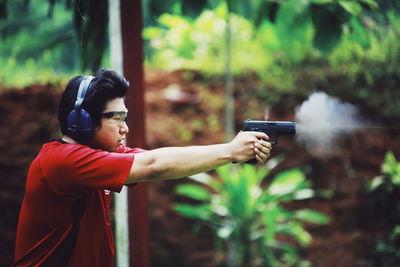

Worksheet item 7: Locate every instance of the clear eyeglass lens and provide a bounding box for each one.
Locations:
[112,113,127,121]
[103,112,128,122]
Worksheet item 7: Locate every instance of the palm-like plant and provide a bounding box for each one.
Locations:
[369,152,400,266]
[174,162,330,267]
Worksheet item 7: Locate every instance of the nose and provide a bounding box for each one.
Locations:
[120,121,129,134]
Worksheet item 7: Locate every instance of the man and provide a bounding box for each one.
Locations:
[13,69,271,266]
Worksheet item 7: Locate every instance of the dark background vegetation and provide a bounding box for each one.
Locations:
[1,0,400,266]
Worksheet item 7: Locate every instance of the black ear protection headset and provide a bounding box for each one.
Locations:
[66,76,95,143]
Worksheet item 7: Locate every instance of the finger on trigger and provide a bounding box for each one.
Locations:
[253,131,269,141]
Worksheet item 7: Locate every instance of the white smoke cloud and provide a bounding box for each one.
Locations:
[295,92,369,157]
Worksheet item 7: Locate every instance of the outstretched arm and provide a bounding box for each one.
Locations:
[125,131,271,184]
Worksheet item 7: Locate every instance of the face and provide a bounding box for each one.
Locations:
[89,97,129,152]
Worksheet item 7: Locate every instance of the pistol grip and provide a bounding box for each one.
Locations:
[231,138,275,164]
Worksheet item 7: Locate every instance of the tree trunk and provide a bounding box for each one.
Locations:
[225,8,234,142]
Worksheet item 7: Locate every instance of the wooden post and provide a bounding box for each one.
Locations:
[120,0,150,266]
[109,0,130,266]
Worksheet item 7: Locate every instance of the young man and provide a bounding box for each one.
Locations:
[13,69,271,266]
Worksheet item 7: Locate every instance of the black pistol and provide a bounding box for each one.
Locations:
[242,120,296,144]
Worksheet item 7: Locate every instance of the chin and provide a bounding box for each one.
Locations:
[105,145,118,152]
[100,141,120,152]
[112,143,122,152]
[96,144,117,152]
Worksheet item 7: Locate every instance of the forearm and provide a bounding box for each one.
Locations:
[126,143,232,183]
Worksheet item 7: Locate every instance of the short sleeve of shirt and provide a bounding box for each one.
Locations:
[116,145,147,154]
[42,142,135,195]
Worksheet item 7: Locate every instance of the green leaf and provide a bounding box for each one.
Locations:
[381,151,400,186]
[210,200,229,217]
[158,13,191,31]
[359,0,378,10]
[188,172,213,185]
[279,223,312,246]
[242,163,266,185]
[347,17,370,49]
[217,224,234,239]
[142,27,162,39]
[369,175,385,191]
[382,151,397,174]
[262,207,279,242]
[294,209,329,224]
[268,242,298,257]
[175,184,211,201]
[267,169,306,196]
[339,1,362,16]
[315,189,334,198]
[310,0,333,3]
[174,203,211,220]
[390,225,400,241]
[293,189,314,200]
[216,164,231,182]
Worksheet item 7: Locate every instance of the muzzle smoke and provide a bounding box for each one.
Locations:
[295,92,369,157]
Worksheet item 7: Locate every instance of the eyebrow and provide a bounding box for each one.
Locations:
[103,109,128,113]
[102,111,127,117]
[102,110,128,113]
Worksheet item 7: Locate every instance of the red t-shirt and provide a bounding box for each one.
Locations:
[13,141,145,267]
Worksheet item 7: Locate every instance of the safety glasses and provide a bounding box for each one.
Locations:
[101,111,128,122]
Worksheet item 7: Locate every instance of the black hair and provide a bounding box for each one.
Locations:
[58,68,129,138]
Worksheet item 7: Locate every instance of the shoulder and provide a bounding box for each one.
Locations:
[39,141,135,193]
[40,141,109,173]
[43,141,103,159]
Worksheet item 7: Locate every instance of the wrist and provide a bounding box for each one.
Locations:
[225,142,236,163]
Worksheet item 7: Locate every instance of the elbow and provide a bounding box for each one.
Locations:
[127,151,178,184]
[133,158,169,182]
[145,161,166,181]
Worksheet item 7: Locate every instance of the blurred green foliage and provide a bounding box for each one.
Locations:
[329,10,400,73]
[368,152,400,266]
[1,0,399,93]
[0,0,79,86]
[144,4,276,74]
[144,1,397,77]
[174,163,330,266]
[0,0,109,86]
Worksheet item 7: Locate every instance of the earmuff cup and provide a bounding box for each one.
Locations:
[66,76,94,143]
[67,108,93,142]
